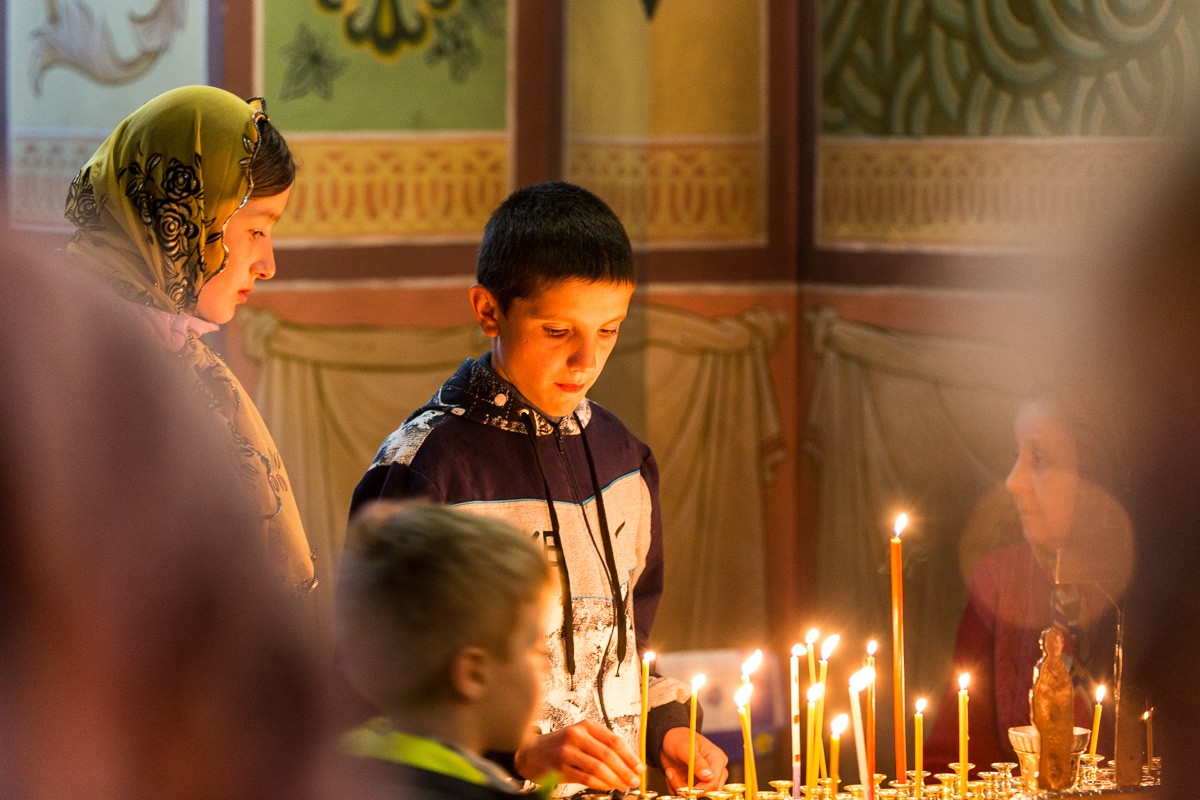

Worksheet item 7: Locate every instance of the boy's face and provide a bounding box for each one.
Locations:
[470,279,635,418]
[481,590,552,753]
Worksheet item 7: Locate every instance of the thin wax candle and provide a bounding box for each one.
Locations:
[865,640,876,787]
[1089,685,1105,758]
[806,683,824,795]
[736,683,758,800]
[741,650,762,794]
[640,651,654,791]
[914,698,927,798]
[957,673,970,796]
[816,635,839,779]
[890,513,909,778]
[830,713,849,790]
[1144,709,1154,766]
[688,674,706,791]
[850,668,875,800]
[791,644,805,797]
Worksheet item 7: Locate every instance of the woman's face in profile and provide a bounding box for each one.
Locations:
[1005,400,1080,552]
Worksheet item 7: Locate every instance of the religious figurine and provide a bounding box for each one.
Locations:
[1031,627,1074,790]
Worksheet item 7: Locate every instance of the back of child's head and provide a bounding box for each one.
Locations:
[335,502,549,715]
[476,180,635,312]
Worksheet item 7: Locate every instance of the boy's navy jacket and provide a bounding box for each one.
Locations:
[351,354,689,785]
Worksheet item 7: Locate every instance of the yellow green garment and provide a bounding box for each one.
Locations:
[63,85,314,590]
[342,718,555,796]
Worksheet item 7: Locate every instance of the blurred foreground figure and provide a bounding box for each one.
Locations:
[0,245,325,800]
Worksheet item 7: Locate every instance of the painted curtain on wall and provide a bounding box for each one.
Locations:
[258,0,509,244]
[5,0,210,229]
[819,1,1200,249]
[565,0,766,247]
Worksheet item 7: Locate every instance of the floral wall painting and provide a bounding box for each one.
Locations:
[6,0,210,230]
[817,0,1200,251]
[261,0,510,244]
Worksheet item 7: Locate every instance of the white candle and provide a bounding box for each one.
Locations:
[850,668,875,800]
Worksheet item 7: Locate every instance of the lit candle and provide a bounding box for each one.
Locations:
[688,674,706,790]
[957,673,970,796]
[816,635,839,779]
[806,683,824,795]
[891,513,909,779]
[830,713,849,790]
[736,682,758,800]
[640,651,654,791]
[1144,709,1154,766]
[865,640,877,787]
[806,629,820,686]
[791,644,805,797]
[741,650,762,794]
[914,698,927,798]
[1089,685,1106,758]
[850,668,875,800]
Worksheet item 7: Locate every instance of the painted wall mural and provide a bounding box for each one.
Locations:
[260,0,509,244]
[818,0,1200,249]
[6,0,209,229]
[565,0,765,247]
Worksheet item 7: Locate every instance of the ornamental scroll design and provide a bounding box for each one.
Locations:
[822,0,1200,136]
[274,135,508,241]
[567,138,764,245]
[30,0,186,95]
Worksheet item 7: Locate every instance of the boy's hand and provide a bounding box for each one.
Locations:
[515,719,643,790]
[659,727,730,793]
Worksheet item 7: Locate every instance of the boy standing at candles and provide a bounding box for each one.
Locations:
[335,502,553,798]
[350,182,728,795]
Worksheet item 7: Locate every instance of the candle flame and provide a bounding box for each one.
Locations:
[915,697,928,714]
[894,513,909,538]
[643,650,655,664]
[792,643,806,657]
[807,682,825,702]
[1143,710,1151,721]
[849,667,875,693]
[958,673,970,691]
[806,628,820,645]
[692,673,707,692]
[831,713,849,736]
[735,682,754,709]
[821,633,841,661]
[866,640,878,656]
[741,648,763,677]
[1095,685,1106,704]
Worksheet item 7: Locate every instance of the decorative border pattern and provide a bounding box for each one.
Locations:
[8,133,105,230]
[566,136,764,246]
[275,134,509,244]
[818,137,1162,250]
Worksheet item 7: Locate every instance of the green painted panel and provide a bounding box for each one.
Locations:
[821,0,1200,136]
[261,0,508,132]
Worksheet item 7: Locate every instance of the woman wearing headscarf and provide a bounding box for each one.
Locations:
[63,85,316,593]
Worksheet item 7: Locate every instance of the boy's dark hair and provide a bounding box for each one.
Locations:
[250,118,295,197]
[476,181,635,312]
[335,502,549,714]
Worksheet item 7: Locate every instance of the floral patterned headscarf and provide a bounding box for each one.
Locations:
[64,86,316,594]
[65,85,262,314]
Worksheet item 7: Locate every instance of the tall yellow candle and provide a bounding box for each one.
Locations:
[914,698,926,798]
[957,673,970,796]
[890,513,909,779]
[806,629,820,686]
[849,668,875,800]
[865,640,877,786]
[688,674,706,791]
[1089,685,1106,758]
[1144,709,1154,765]
[806,683,824,795]
[791,644,805,796]
[736,683,758,800]
[741,650,762,794]
[830,713,848,790]
[640,651,654,791]
[816,635,839,779]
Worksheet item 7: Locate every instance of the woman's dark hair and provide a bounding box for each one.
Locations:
[249,118,295,197]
